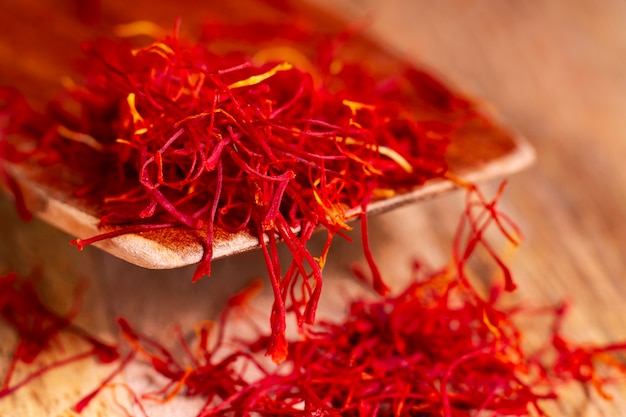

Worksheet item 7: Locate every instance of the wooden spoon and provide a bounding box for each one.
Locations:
[3,118,534,269]
[0,0,535,270]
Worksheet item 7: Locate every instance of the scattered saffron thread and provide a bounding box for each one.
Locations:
[0,272,119,399]
[2,186,626,416]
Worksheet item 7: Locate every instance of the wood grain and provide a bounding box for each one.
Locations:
[2,0,626,415]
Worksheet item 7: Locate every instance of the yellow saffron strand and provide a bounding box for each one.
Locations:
[341,137,414,174]
[482,309,502,338]
[253,46,320,86]
[312,189,352,230]
[57,125,104,152]
[113,21,167,39]
[377,145,414,173]
[342,99,376,116]
[130,41,175,58]
[149,42,175,56]
[339,100,414,173]
[229,62,293,89]
[126,93,144,125]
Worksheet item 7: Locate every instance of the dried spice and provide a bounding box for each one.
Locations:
[102,186,626,416]
[0,272,119,398]
[0,20,480,361]
[2,186,626,416]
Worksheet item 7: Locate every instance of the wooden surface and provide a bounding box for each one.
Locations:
[2,0,626,415]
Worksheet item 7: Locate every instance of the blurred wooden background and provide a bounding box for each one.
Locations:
[2,0,626,415]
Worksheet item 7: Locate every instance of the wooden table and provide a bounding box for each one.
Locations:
[2,0,626,415]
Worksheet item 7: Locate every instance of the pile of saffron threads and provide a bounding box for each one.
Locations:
[0,21,482,362]
[2,185,626,416]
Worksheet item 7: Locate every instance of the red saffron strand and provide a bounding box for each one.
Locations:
[193,159,223,282]
[73,352,136,413]
[359,202,389,296]
[1,349,98,398]
[0,272,120,402]
[0,20,500,363]
[3,184,626,414]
